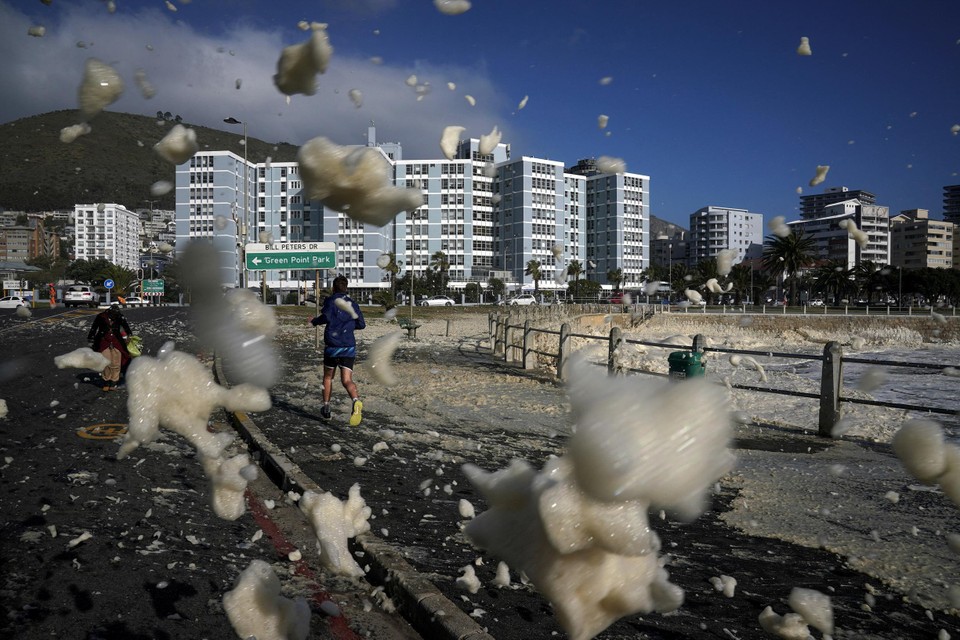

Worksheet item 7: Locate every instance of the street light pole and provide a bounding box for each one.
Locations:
[224,117,248,290]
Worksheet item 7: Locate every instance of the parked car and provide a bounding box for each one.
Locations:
[608,291,625,304]
[808,299,825,307]
[421,295,456,307]
[0,295,31,309]
[121,296,148,307]
[507,294,538,306]
[64,285,101,308]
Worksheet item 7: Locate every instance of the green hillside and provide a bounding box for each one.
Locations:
[0,110,299,213]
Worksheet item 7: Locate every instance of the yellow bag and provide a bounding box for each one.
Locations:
[125,335,143,357]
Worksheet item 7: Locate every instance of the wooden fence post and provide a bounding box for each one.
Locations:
[607,326,623,375]
[692,334,707,353]
[522,319,531,369]
[818,341,842,437]
[503,315,512,363]
[488,312,494,350]
[557,323,570,380]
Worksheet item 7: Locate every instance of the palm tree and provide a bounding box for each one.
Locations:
[761,230,816,305]
[525,259,542,294]
[98,263,138,296]
[430,250,450,294]
[606,267,623,292]
[853,260,885,304]
[728,263,752,304]
[567,259,583,284]
[812,260,852,305]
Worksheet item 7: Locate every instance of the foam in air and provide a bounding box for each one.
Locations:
[809,165,830,187]
[440,125,466,160]
[434,0,472,15]
[298,484,372,577]
[223,560,310,640]
[78,58,123,119]
[154,124,199,164]
[273,22,333,96]
[463,361,732,639]
[796,37,812,55]
[479,126,502,155]
[297,136,422,225]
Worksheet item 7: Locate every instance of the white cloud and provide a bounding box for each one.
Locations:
[0,3,511,159]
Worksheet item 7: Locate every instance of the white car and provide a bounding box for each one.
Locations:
[808,299,825,307]
[122,296,148,307]
[0,295,31,309]
[508,294,538,306]
[421,295,455,307]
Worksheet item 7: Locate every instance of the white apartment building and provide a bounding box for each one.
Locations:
[583,171,649,288]
[689,206,763,265]
[175,127,649,296]
[495,156,587,291]
[787,199,890,269]
[73,203,140,270]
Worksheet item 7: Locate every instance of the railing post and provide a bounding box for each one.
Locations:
[446,318,452,337]
[522,319,531,369]
[818,341,842,438]
[607,326,623,375]
[557,323,570,380]
[503,314,512,363]
[488,312,495,349]
[692,334,707,353]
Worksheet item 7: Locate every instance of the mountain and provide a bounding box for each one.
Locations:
[0,110,299,213]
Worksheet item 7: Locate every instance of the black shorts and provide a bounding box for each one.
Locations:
[323,354,356,370]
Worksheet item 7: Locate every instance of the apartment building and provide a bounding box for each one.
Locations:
[175,127,648,295]
[944,184,960,225]
[800,186,877,220]
[787,199,890,269]
[689,206,763,265]
[73,204,140,270]
[890,209,954,269]
[495,155,585,291]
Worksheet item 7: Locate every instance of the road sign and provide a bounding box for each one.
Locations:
[104,279,114,289]
[245,242,337,271]
[143,279,164,294]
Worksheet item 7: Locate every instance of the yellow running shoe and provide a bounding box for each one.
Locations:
[349,399,363,426]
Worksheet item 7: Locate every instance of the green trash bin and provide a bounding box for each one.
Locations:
[668,351,705,380]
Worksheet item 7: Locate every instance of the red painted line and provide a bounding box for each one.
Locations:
[245,488,362,640]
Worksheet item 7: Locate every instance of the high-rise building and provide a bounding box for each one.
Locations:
[943,185,960,224]
[890,209,954,269]
[689,206,763,265]
[495,156,586,291]
[73,204,140,270]
[800,187,876,220]
[175,128,649,296]
[787,198,890,269]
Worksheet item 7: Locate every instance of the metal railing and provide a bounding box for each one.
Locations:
[488,311,958,438]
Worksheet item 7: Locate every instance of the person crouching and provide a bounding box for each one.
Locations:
[87,302,134,391]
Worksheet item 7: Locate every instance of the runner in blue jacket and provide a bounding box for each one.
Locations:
[308,275,365,425]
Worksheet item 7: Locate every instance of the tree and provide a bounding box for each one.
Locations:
[525,259,542,294]
[384,252,400,295]
[568,277,601,302]
[761,230,816,305]
[66,258,114,285]
[430,251,450,294]
[853,260,885,303]
[812,260,852,305]
[606,267,624,292]
[98,263,138,295]
[567,259,583,284]
[728,263,752,304]
[487,276,505,301]
[465,282,482,303]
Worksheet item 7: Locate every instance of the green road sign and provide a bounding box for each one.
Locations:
[244,242,337,271]
[143,279,164,294]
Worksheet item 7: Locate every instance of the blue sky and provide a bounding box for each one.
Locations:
[2,0,959,228]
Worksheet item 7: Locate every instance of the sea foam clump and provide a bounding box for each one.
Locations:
[298,137,422,225]
[118,346,270,460]
[440,125,466,160]
[223,560,310,640]
[54,347,109,372]
[299,483,371,577]
[463,362,732,640]
[154,124,199,164]
[78,58,123,119]
[892,419,960,507]
[273,22,333,96]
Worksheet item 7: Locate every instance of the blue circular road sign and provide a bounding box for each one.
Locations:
[104,279,115,289]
